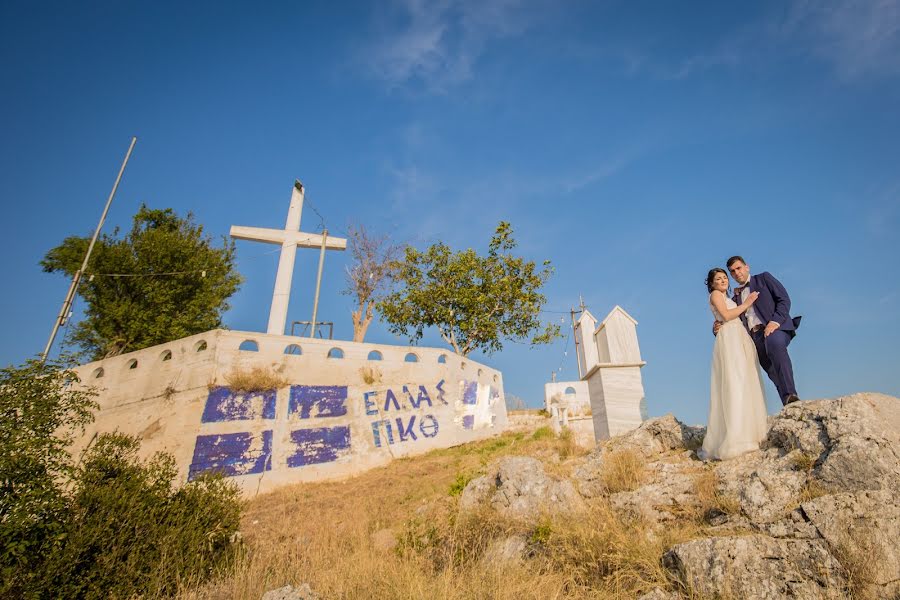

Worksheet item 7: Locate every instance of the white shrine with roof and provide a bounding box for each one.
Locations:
[545,305,647,441]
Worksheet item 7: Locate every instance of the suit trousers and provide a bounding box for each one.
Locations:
[750,328,797,404]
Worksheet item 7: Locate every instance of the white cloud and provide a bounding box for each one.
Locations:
[785,0,900,79]
[362,0,540,91]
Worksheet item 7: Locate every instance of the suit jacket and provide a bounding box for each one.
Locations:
[739,272,802,337]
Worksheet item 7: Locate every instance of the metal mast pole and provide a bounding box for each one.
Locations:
[41,136,137,361]
[309,229,328,337]
[570,306,583,379]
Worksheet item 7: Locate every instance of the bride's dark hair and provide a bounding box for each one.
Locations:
[706,268,728,293]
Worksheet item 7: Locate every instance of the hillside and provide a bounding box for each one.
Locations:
[185,393,900,600]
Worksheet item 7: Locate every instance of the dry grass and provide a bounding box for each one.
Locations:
[828,526,881,600]
[176,429,703,600]
[219,365,287,393]
[693,468,740,519]
[600,449,646,494]
[557,427,584,460]
[789,450,818,473]
[359,365,382,385]
[797,480,830,505]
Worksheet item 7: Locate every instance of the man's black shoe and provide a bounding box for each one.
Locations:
[784,394,800,405]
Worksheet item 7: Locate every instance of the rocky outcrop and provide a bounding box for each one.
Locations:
[801,490,900,598]
[766,393,900,494]
[662,535,846,599]
[459,393,900,598]
[460,456,584,521]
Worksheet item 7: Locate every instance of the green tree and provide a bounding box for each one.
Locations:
[378,222,560,356]
[41,205,242,359]
[0,357,97,596]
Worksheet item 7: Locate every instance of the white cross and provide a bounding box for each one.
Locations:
[230,180,347,335]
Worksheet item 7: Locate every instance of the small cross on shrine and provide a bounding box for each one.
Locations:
[230,180,347,335]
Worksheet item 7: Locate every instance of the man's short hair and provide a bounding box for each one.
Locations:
[727,255,746,268]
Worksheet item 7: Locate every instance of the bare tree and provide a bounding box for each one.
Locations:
[343,224,401,343]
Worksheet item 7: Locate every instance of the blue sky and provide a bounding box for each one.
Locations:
[2,0,898,424]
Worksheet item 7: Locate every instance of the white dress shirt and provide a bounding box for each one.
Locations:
[738,281,763,330]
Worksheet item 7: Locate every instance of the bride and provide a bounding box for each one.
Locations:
[700,268,769,460]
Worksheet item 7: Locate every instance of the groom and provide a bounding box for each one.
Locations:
[714,256,802,406]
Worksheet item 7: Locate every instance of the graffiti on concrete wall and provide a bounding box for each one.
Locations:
[287,425,352,467]
[365,380,447,448]
[189,377,498,479]
[189,430,272,481]
[191,385,355,480]
[289,385,348,419]
[202,386,276,422]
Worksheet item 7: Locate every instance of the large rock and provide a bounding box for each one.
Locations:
[766,393,900,493]
[460,456,583,521]
[801,489,900,598]
[261,584,318,600]
[662,534,846,599]
[608,460,702,523]
[714,448,808,525]
[573,415,703,498]
[608,415,705,458]
[481,534,528,566]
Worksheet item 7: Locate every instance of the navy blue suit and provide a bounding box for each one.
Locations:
[735,272,801,404]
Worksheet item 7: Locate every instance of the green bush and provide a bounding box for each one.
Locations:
[448,471,474,496]
[38,433,242,598]
[0,359,242,598]
[531,426,554,440]
[0,358,97,596]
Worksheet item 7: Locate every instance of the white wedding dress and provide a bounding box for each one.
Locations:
[700,291,769,460]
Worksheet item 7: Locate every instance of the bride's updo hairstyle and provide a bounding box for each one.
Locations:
[706,268,728,293]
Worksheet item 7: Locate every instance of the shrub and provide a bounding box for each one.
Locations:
[37,433,242,598]
[0,358,242,598]
[0,358,97,597]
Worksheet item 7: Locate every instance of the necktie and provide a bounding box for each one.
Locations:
[734,285,747,303]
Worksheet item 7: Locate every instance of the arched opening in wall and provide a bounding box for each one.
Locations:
[493,374,498,383]
[460,362,467,370]
[367,350,383,361]
[92,367,104,379]
[564,386,577,395]
[404,353,419,363]
[477,368,483,377]
[239,340,259,352]
[327,348,344,359]
[437,354,447,364]
[160,350,172,361]
[284,344,302,356]
[194,340,207,352]
[127,359,138,370]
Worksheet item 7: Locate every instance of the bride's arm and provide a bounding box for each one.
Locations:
[710,291,758,322]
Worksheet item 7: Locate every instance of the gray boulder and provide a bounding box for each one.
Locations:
[766,393,900,493]
[608,460,701,523]
[609,414,705,457]
[261,583,318,600]
[460,456,584,521]
[573,415,703,498]
[801,489,900,598]
[662,534,845,599]
[481,534,529,565]
[713,448,808,525]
